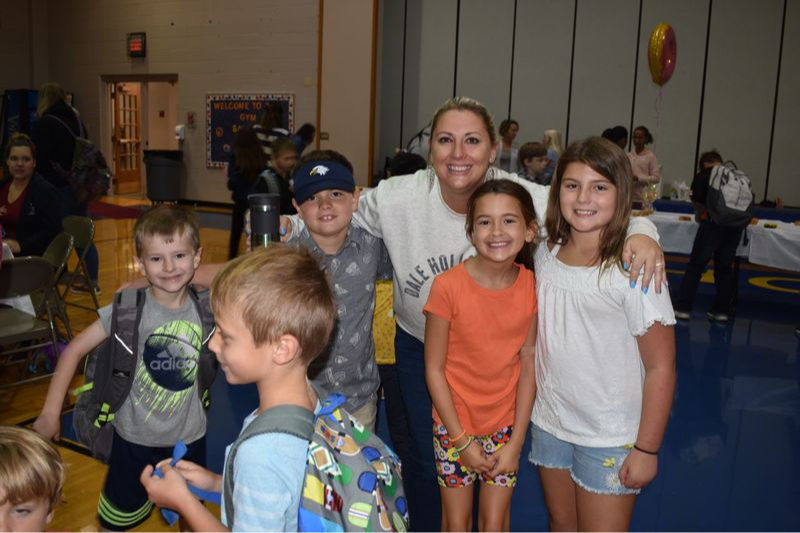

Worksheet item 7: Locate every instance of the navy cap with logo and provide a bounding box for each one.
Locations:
[293,160,356,204]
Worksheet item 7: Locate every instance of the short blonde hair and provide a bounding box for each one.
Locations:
[134,205,200,258]
[211,245,336,364]
[0,426,65,510]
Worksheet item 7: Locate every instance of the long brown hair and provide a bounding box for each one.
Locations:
[233,126,269,184]
[545,137,632,272]
[466,179,537,271]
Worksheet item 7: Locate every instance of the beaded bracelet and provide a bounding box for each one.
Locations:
[633,444,659,455]
[454,436,473,453]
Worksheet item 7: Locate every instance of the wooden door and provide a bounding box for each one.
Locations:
[111,83,142,194]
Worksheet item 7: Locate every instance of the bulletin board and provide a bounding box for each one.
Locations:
[205,93,294,168]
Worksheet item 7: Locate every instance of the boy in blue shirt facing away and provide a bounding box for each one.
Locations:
[141,245,337,532]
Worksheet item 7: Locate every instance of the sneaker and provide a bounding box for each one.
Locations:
[706,311,730,323]
[674,308,691,320]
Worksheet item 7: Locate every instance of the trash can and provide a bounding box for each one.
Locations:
[143,150,183,202]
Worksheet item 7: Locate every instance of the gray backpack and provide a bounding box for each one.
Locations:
[72,287,217,463]
[223,393,409,532]
[707,163,754,228]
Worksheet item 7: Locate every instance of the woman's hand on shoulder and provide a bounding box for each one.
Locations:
[623,234,666,293]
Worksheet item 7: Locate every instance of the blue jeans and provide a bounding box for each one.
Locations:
[394,327,440,531]
[58,185,99,282]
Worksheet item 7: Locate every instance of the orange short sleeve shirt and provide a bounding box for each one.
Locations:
[423,262,536,435]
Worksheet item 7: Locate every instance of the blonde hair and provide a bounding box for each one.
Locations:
[36,82,67,117]
[543,129,563,155]
[0,426,65,510]
[134,205,201,258]
[211,245,336,365]
[430,96,497,148]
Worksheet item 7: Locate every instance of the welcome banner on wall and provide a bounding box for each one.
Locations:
[205,93,294,168]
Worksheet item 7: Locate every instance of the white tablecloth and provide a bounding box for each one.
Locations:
[646,212,800,272]
[1,242,37,315]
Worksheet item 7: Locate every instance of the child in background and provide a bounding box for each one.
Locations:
[141,246,336,532]
[530,137,675,531]
[518,142,551,185]
[542,128,563,184]
[34,205,213,531]
[258,136,299,215]
[0,426,65,532]
[227,126,269,259]
[424,179,538,531]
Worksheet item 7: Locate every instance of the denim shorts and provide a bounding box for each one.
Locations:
[528,424,641,495]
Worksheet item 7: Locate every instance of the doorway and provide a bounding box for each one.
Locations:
[103,76,179,196]
[110,82,142,194]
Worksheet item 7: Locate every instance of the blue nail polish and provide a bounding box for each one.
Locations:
[643,287,649,294]
[623,261,629,270]
[280,227,286,236]
[630,280,636,288]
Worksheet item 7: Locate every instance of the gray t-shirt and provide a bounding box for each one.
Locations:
[98,290,207,447]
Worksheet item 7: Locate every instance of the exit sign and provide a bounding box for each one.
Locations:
[127,32,146,58]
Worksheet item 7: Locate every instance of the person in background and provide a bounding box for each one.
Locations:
[494,119,520,173]
[0,426,66,532]
[542,128,563,184]
[606,125,629,151]
[253,101,290,159]
[0,134,62,256]
[406,122,432,158]
[518,142,551,185]
[628,126,662,206]
[226,126,270,259]
[257,137,298,215]
[672,150,742,324]
[291,123,316,155]
[31,82,99,293]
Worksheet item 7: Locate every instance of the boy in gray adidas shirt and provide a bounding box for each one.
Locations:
[34,206,214,531]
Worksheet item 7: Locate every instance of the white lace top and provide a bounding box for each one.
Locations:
[531,243,676,447]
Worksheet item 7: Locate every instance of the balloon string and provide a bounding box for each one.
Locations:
[654,87,663,155]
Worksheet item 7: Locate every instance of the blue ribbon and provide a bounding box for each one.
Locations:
[153,440,222,526]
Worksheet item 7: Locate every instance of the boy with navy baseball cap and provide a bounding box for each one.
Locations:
[289,150,390,431]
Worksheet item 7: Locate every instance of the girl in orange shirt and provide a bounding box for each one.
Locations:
[423,179,538,532]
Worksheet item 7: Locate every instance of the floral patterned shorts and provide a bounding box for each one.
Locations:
[432,422,517,488]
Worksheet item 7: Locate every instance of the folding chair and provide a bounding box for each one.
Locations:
[60,215,101,314]
[34,232,75,340]
[0,257,62,387]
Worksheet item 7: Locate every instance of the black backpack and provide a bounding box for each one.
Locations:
[48,114,112,203]
[72,287,218,463]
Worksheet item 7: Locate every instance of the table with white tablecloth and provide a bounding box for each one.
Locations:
[646,212,800,272]
[1,242,37,315]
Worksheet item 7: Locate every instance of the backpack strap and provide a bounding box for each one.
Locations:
[46,113,85,140]
[222,405,315,529]
[189,286,218,409]
[92,288,146,427]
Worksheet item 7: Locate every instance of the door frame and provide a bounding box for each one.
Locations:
[99,74,179,195]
